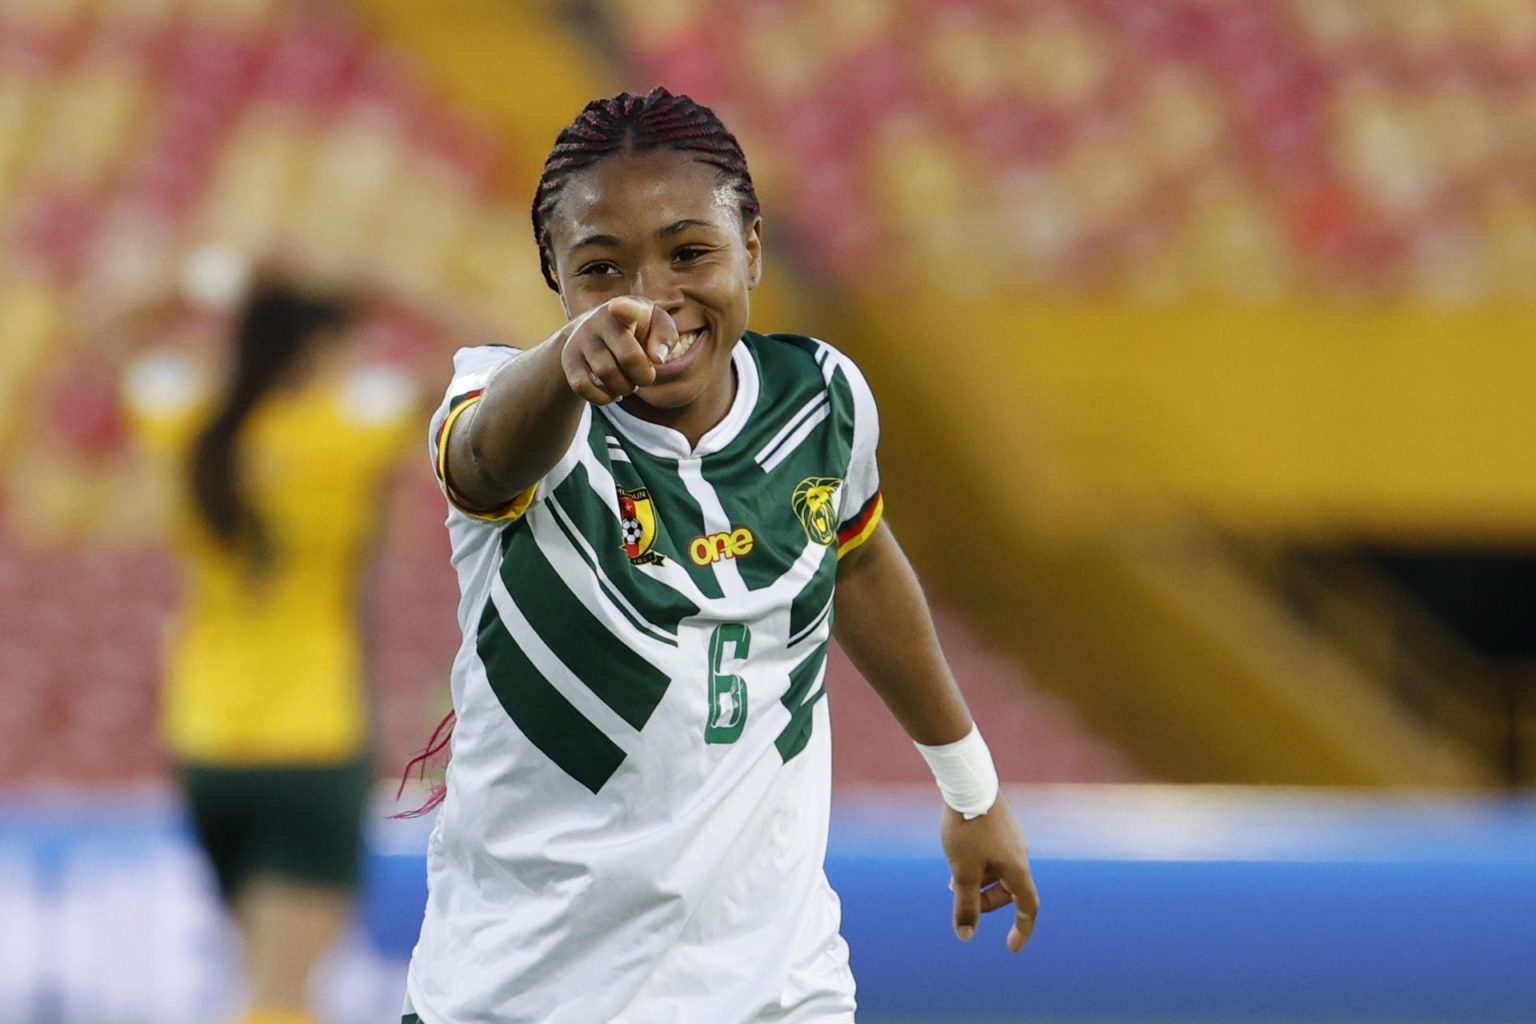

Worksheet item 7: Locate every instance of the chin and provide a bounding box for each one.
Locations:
[630,381,704,410]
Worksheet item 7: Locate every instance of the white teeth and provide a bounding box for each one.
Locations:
[665,329,702,363]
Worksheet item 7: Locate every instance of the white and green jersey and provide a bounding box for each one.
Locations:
[406,332,884,1024]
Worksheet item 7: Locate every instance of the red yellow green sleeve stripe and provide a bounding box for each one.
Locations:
[435,392,537,522]
[836,491,884,557]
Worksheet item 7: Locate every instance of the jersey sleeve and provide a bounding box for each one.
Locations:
[337,362,420,468]
[429,345,538,523]
[120,350,211,455]
[829,350,883,557]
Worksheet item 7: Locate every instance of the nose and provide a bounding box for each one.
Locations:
[631,260,684,316]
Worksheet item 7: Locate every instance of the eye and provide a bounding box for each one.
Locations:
[576,260,621,277]
[673,245,711,264]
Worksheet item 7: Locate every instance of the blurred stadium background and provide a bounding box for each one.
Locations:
[2,0,1535,1020]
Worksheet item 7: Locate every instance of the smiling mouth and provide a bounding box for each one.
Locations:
[663,328,705,364]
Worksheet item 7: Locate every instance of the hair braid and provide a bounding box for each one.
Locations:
[187,283,351,577]
[531,87,761,292]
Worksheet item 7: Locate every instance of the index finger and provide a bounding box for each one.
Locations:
[607,296,654,338]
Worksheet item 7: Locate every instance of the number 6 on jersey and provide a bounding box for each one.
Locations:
[705,623,750,743]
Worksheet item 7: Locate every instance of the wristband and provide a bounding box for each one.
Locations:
[915,725,999,820]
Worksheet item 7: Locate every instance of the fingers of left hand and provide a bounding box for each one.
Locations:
[1001,875,1041,953]
[978,878,1014,914]
[958,870,1040,953]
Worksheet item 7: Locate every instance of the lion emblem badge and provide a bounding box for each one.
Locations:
[792,477,842,547]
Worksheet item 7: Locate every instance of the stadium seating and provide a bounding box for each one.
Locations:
[30,0,1536,787]
[611,0,1534,299]
[0,0,492,785]
[0,0,1159,789]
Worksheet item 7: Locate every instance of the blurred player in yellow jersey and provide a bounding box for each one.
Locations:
[122,274,417,1024]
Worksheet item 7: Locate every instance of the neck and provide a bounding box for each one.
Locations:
[623,360,738,448]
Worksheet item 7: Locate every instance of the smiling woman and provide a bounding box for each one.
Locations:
[402,87,1039,1024]
[544,149,760,436]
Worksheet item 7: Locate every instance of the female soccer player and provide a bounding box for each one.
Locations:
[406,88,1038,1024]
[124,278,416,1024]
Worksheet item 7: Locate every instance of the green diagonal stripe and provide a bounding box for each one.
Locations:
[550,463,700,636]
[499,524,670,730]
[476,601,626,794]
[823,361,856,477]
[584,414,726,599]
[546,497,676,648]
[703,333,849,593]
[776,641,829,762]
[621,444,726,600]
[787,559,836,644]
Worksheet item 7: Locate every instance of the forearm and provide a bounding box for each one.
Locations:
[833,522,973,746]
[448,327,586,510]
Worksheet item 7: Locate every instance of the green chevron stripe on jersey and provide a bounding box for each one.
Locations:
[547,464,700,637]
[693,337,837,592]
[787,579,833,648]
[733,360,855,597]
[776,640,829,762]
[700,448,809,592]
[755,392,829,473]
[497,525,670,731]
[748,334,828,426]
[578,416,719,600]
[544,499,677,649]
[823,363,857,482]
[476,601,626,793]
[620,444,726,599]
[744,334,839,479]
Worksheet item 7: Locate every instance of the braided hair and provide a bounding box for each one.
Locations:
[531,87,760,292]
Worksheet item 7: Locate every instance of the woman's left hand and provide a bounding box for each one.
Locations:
[941,796,1040,952]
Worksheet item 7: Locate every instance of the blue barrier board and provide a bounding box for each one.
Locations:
[2,785,1532,1023]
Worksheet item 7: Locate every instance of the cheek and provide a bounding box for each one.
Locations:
[563,277,622,315]
[696,263,752,314]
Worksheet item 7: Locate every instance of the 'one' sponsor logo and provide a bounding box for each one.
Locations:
[689,527,755,566]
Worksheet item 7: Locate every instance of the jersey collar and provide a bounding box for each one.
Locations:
[600,339,759,459]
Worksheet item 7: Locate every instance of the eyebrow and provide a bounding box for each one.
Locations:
[658,219,716,237]
[569,220,718,252]
[570,233,621,251]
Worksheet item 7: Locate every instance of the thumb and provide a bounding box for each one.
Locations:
[644,307,679,364]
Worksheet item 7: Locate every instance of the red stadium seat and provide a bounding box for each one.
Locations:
[250,18,362,115]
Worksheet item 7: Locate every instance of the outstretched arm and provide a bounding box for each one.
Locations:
[834,521,1040,952]
[445,296,677,512]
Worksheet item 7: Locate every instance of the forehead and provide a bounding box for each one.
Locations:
[549,149,739,243]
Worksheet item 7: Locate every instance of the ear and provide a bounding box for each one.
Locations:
[743,216,763,289]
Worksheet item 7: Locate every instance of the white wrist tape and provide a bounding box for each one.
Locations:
[915,725,999,820]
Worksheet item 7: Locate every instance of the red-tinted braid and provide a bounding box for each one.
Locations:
[531,87,760,291]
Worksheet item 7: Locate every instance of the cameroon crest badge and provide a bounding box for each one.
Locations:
[618,487,663,565]
[792,477,841,546]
